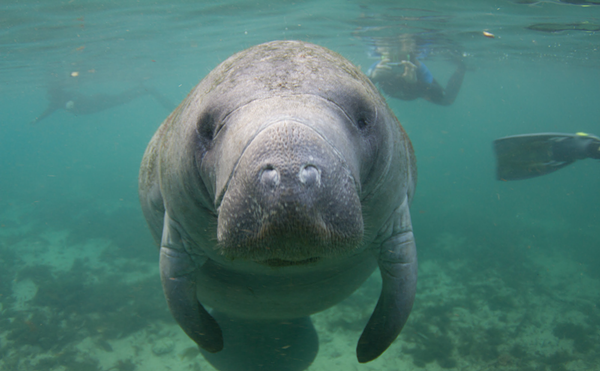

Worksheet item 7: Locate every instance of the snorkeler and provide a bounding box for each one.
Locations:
[31,84,175,124]
[367,36,466,106]
[493,132,600,181]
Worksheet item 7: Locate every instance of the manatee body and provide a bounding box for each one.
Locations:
[139,40,417,370]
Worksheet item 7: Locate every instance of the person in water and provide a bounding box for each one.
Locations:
[31,84,175,124]
[493,132,600,181]
[367,36,466,106]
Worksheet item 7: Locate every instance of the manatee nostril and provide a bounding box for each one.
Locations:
[299,165,320,187]
[260,166,280,188]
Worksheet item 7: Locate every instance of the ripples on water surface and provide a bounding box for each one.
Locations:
[3,0,600,85]
[1,1,599,371]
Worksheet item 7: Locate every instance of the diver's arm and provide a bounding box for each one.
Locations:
[367,61,392,84]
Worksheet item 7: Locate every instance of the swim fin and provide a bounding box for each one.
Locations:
[493,132,589,181]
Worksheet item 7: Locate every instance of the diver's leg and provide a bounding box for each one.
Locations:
[439,63,466,106]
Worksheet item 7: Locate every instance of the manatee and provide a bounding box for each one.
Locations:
[139,40,417,370]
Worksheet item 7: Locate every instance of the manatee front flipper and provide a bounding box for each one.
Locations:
[357,199,418,363]
[200,312,319,371]
[160,214,223,353]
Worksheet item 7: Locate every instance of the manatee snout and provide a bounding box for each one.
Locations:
[217,121,363,263]
[259,163,320,189]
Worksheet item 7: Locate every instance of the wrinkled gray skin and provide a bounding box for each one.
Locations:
[139,40,417,366]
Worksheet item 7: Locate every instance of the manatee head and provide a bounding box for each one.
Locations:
[165,41,403,266]
[213,103,364,265]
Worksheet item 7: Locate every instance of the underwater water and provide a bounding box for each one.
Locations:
[1,0,600,370]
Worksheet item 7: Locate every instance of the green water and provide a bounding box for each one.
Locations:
[1,1,599,370]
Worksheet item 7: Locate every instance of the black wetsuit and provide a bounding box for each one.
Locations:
[370,61,466,106]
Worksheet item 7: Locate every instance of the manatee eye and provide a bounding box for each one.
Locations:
[356,116,369,130]
[354,103,376,131]
[197,112,216,143]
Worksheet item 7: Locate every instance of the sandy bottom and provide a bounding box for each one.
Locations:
[1,205,599,371]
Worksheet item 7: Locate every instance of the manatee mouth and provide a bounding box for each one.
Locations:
[217,215,363,262]
[260,257,321,267]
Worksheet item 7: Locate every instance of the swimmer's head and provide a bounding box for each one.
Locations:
[65,100,75,110]
[398,34,416,59]
[399,34,416,47]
